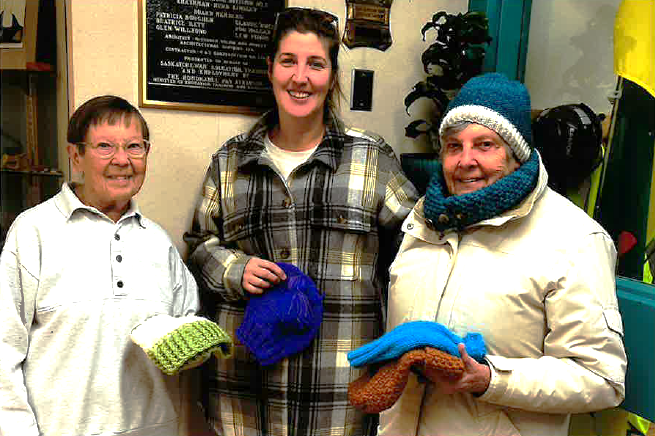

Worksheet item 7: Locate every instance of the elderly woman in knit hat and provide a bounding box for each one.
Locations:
[378,73,627,436]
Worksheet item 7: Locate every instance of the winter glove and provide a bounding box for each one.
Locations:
[347,320,486,367]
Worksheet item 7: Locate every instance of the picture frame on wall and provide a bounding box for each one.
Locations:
[0,0,26,48]
[0,0,37,69]
[138,0,286,114]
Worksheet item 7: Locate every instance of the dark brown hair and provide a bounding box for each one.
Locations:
[267,8,343,116]
[67,95,149,154]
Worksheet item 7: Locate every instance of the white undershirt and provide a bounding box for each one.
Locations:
[264,134,319,180]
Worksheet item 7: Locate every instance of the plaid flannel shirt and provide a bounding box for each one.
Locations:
[185,110,418,436]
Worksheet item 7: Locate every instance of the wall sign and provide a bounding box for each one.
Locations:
[139,0,285,114]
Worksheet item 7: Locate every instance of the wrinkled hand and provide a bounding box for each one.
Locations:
[242,258,287,295]
[431,344,490,395]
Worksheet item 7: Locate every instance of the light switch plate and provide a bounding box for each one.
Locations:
[351,69,374,111]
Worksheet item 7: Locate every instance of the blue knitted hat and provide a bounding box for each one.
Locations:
[236,263,323,366]
[439,72,533,163]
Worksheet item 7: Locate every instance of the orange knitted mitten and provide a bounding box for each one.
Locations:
[347,347,464,414]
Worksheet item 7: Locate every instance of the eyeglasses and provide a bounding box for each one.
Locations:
[273,7,339,37]
[77,139,151,159]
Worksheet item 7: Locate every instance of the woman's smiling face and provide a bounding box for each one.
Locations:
[441,123,520,196]
[69,117,147,216]
[268,30,333,121]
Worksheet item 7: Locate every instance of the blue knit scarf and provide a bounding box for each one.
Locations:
[424,151,539,232]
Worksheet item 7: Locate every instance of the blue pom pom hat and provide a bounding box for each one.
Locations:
[439,72,533,163]
[236,263,324,366]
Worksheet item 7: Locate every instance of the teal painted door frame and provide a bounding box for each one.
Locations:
[469,0,532,82]
[617,276,655,421]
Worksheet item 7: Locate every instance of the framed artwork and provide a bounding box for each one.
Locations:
[1,0,25,48]
[138,0,285,114]
[0,0,37,69]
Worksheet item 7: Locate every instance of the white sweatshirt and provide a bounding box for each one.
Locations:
[0,183,200,436]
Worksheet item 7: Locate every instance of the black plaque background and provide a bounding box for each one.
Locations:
[140,0,285,113]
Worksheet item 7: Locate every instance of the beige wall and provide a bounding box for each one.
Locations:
[66,0,467,255]
[525,0,621,116]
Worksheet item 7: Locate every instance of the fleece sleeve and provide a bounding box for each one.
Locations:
[0,224,41,436]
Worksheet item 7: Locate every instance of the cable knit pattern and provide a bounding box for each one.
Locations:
[131,316,234,376]
[423,150,539,232]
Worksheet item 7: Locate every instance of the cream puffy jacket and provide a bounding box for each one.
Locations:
[379,159,626,436]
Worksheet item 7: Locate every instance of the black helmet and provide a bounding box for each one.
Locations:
[532,103,604,194]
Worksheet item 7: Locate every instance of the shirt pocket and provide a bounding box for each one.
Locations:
[309,204,373,233]
[308,204,375,282]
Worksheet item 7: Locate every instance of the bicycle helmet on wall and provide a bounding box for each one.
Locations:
[532,103,604,195]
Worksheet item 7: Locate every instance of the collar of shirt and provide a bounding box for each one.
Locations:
[237,109,348,172]
[56,182,145,228]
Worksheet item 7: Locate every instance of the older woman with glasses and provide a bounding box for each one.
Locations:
[0,95,202,436]
[184,7,418,436]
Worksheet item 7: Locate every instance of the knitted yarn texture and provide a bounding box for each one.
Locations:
[348,347,465,414]
[131,315,233,376]
[423,149,539,232]
[347,320,486,367]
[439,72,533,163]
[236,263,324,366]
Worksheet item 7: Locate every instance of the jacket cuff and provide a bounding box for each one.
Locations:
[477,355,511,403]
[223,255,252,298]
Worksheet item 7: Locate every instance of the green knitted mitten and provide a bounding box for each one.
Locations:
[131,315,233,375]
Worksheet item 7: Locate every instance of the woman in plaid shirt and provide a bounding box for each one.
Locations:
[185,7,418,436]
